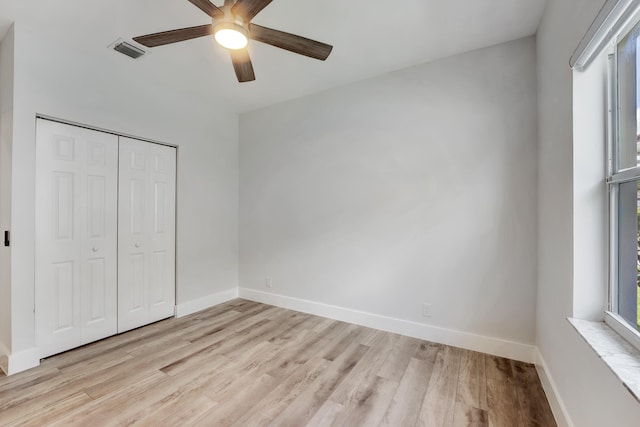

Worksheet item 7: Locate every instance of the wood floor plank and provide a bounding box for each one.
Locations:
[418,345,463,426]
[198,341,279,397]
[321,323,365,361]
[330,374,399,427]
[49,371,169,426]
[0,349,146,415]
[0,299,556,427]
[159,342,233,377]
[310,317,337,334]
[183,306,274,343]
[57,349,134,376]
[317,319,351,341]
[219,319,292,360]
[156,321,257,376]
[457,350,489,410]
[42,324,162,369]
[5,391,93,427]
[77,353,222,425]
[158,309,243,343]
[486,354,515,383]
[0,365,61,393]
[327,340,393,404]
[305,400,344,426]
[227,300,260,312]
[82,341,193,399]
[356,327,381,346]
[126,389,216,426]
[414,340,444,361]
[487,377,525,427]
[380,357,435,426]
[378,334,418,381]
[267,343,370,426]
[266,313,316,346]
[266,332,332,381]
[0,368,62,405]
[193,374,278,426]
[452,403,490,427]
[294,312,327,332]
[513,363,557,427]
[217,327,311,384]
[121,355,231,425]
[231,357,332,426]
[0,383,84,425]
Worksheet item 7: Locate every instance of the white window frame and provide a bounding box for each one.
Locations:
[605,11,640,351]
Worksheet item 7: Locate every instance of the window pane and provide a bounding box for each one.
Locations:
[617,28,640,170]
[618,180,640,331]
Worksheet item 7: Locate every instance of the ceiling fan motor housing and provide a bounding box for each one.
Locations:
[216,6,249,36]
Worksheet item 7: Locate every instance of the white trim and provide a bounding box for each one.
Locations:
[0,343,40,376]
[571,0,640,70]
[238,288,536,363]
[36,115,177,149]
[604,311,640,352]
[535,349,574,427]
[175,287,238,318]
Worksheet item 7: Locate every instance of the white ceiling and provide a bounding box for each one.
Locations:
[0,0,546,113]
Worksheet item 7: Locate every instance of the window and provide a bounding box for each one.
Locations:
[607,16,640,345]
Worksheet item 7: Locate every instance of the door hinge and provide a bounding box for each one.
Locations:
[3,230,9,247]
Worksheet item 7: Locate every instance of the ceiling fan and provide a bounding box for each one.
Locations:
[133,0,333,83]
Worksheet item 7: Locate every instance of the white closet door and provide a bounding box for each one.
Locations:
[118,137,176,333]
[35,119,118,358]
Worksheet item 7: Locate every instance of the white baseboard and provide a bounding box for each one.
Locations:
[535,349,573,427]
[175,287,239,318]
[238,288,536,363]
[0,342,40,376]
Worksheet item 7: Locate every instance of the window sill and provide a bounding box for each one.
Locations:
[568,318,640,403]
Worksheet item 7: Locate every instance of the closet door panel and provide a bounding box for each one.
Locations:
[118,137,176,333]
[148,144,176,322]
[36,119,118,358]
[118,140,150,332]
[80,137,119,343]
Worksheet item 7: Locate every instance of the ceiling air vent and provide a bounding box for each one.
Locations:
[113,41,146,59]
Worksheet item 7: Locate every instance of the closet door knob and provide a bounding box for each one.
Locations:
[135,243,141,248]
[92,247,98,252]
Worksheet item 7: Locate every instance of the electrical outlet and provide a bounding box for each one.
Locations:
[266,277,273,288]
[422,303,432,318]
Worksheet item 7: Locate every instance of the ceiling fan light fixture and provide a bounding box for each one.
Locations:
[214,22,249,50]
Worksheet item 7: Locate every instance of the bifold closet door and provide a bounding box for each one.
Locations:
[35,119,119,358]
[118,137,176,333]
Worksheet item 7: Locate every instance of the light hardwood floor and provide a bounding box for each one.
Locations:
[0,299,556,426]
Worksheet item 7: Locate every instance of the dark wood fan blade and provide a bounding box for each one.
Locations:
[134,25,214,48]
[249,24,333,60]
[232,0,273,21]
[188,0,224,18]
[230,49,256,82]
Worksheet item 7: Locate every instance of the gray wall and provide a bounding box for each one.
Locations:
[240,37,538,346]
